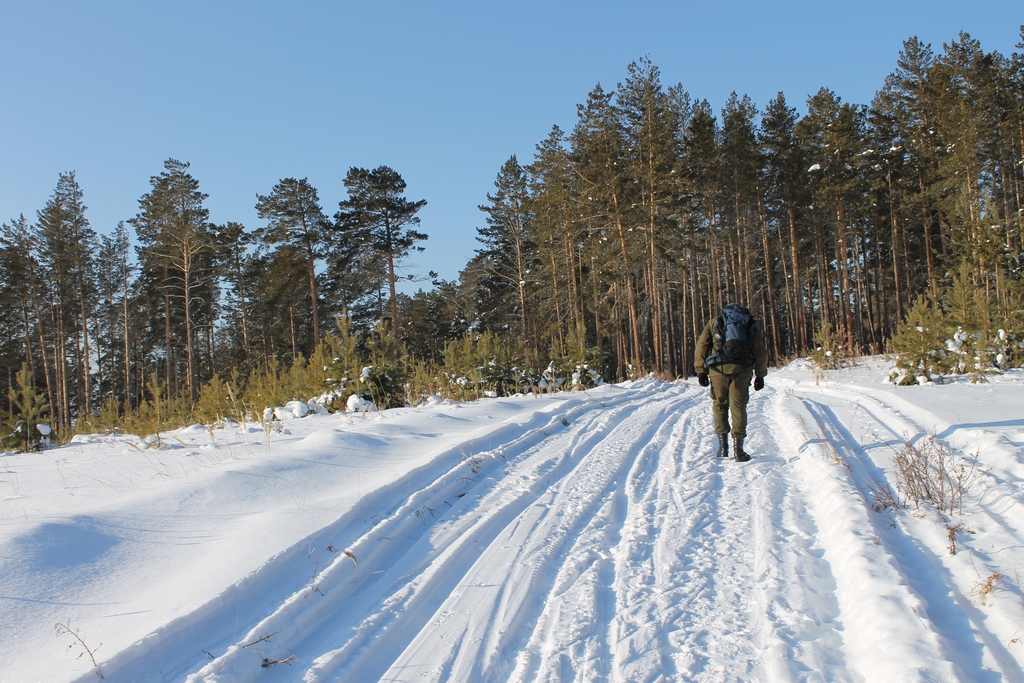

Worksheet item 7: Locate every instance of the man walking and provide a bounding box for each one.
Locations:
[694,303,768,462]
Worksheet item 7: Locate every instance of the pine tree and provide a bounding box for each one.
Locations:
[400,281,470,364]
[34,171,98,431]
[94,221,135,411]
[889,295,950,384]
[0,216,38,416]
[334,166,427,335]
[761,92,810,353]
[357,320,410,408]
[214,221,256,372]
[877,37,943,286]
[867,89,910,328]
[7,363,50,452]
[130,159,216,404]
[798,89,870,348]
[255,178,328,347]
[527,125,584,360]
[677,93,737,363]
[475,155,537,353]
[570,84,644,372]
[930,32,1018,311]
[618,59,684,373]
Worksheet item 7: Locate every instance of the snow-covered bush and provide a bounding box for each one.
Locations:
[889,296,952,385]
[241,359,292,412]
[238,314,409,415]
[539,361,566,391]
[346,393,377,413]
[889,268,1024,385]
[539,358,604,391]
[559,326,605,389]
[440,327,604,398]
[274,400,310,420]
[442,331,530,400]
[942,266,1005,382]
[402,360,447,407]
[535,326,606,391]
[43,309,616,441]
[625,363,641,381]
[993,327,1024,369]
[943,326,1002,382]
[345,320,409,409]
[307,313,364,411]
[90,395,126,434]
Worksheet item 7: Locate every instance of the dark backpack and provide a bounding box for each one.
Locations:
[708,304,756,367]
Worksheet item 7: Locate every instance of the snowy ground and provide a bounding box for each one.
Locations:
[2,359,1024,682]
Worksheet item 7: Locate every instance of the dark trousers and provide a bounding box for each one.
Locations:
[709,371,751,437]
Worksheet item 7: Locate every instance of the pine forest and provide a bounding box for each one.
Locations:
[3,30,1024,446]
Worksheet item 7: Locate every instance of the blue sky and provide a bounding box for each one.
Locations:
[1,1,1020,290]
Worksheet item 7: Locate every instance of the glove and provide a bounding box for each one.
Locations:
[698,372,710,387]
[754,376,765,391]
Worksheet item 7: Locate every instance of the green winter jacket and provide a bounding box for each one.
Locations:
[694,318,768,378]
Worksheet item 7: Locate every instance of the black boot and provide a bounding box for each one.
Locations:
[733,436,750,462]
[717,433,729,458]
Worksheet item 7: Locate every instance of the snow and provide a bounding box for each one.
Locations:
[3,358,1024,682]
[345,394,376,413]
[274,400,310,421]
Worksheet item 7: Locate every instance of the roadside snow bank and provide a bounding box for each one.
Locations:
[775,391,963,681]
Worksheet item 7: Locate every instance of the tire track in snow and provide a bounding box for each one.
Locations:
[359,382,850,683]
[331,382,852,683]
[360,383,700,683]
[182,381,679,682]
[733,389,852,683]
[798,383,1024,532]
[95,394,641,683]
[506,386,703,683]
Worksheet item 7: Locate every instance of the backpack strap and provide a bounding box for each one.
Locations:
[704,317,725,368]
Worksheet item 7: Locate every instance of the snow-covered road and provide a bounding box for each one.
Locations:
[3,360,1024,682]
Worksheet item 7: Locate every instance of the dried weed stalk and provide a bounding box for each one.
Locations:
[262,655,298,667]
[242,631,280,648]
[970,573,1004,605]
[946,521,975,555]
[55,619,103,677]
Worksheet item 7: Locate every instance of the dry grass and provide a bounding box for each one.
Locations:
[868,480,901,511]
[825,441,853,472]
[890,435,981,516]
[970,573,1004,605]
